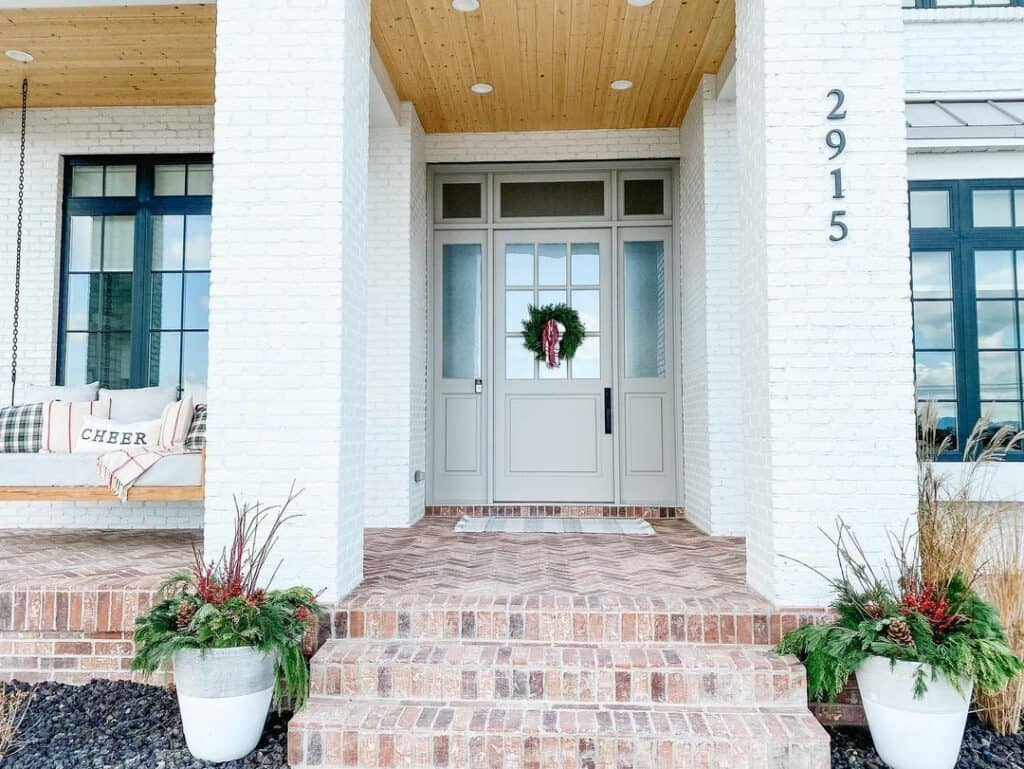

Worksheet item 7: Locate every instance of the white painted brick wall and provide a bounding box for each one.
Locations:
[736,0,918,606]
[904,8,1024,96]
[0,105,212,530]
[365,103,427,527]
[206,0,370,601]
[678,76,745,538]
[425,128,680,164]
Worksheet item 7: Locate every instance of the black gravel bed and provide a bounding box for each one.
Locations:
[0,680,287,769]
[829,719,1024,769]
[5,679,1024,768]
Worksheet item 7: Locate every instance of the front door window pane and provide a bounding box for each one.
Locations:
[572,290,600,333]
[505,337,534,379]
[506,291,532,333]
[572,337,600,379]
[623,241,666,378]
[505,244,534,285]
[442,243,482,379]
[537,243,567,285]
[571,243,600,285]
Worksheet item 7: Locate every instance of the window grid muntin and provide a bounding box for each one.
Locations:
[503,241,601,380]
[909,178,1024,459]
[58,155,212,392]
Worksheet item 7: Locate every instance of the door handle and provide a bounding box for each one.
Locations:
[604,388,612,434]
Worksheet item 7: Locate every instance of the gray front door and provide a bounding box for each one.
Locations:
[493,229,614,502]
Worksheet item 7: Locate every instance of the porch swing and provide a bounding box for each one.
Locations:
[0,78,204,503]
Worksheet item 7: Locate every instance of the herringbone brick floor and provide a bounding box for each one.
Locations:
[355,518,757,603]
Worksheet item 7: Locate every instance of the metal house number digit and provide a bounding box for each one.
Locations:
[827,89,848,242]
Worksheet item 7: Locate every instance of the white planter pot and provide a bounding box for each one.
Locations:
[856,655,972,769]
[172,646,276,763]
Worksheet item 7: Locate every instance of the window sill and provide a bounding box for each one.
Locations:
[903,7,1024,24]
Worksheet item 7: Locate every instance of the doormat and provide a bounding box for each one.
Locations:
[454,516,654,535]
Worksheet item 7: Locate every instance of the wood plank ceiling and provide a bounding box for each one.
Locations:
[0,4,215,109]
[0,0,734,133]
[372,0,735,133]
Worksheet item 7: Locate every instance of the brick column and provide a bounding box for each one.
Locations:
[205,0,370,600]
[735,0,917,605]
[679,75,745,538]
[365,104,428,527]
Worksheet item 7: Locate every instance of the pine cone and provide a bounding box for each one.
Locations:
[886,618,915,648]
[175,602,197,631]
[864,602,884,619]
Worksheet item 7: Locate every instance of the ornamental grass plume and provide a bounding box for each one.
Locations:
[0,683,33,760]
[916,404,1023,587]
[976,513,1024,735]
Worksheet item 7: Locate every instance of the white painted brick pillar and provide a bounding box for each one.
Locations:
[205,0,370,600]
[365,104,428,527]
[679,76,745,538]
[735,0,918,606]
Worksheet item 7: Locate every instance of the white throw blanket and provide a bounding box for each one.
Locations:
[96,445,182,502]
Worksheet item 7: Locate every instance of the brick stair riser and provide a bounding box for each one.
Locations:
[331,609,819,646]
[311,663,805,709]
[289,733,827,769]
[287,711,828,769]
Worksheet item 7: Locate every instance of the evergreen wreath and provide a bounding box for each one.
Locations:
[521,303,586,363]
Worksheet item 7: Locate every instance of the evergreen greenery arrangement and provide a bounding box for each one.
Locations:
[132,488,321,710]
[777,521,1023,702]
[521,303,586,363]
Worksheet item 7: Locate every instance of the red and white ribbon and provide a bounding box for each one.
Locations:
[542,318,563,368]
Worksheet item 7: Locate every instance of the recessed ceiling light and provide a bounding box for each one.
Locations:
[452,0,480,11]
[628,0,654,5]
[610,79,633,91]
[5,50,33,63]
[471,82,493,94]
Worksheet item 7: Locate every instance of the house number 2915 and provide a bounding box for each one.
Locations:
[827,88,848,242]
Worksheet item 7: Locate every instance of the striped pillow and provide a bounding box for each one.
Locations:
[40,399,112,453]
[0,403,44,453]
[184,405,207,452]
[158,396,194,449]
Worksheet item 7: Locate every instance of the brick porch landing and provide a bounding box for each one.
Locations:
[0,529,197,683]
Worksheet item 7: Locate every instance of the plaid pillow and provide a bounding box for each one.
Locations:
[184,405,207,451]
[0,402,44,453]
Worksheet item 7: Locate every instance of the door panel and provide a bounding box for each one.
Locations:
[432,231,488,502]
[618,227,678,503]
[493,229,614,502]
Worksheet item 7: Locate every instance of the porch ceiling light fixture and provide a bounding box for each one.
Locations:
[610,79,634,91]
[627,0,654,5]
[5,50,34,63]
[452,0,480,11]
[471,82,493,94]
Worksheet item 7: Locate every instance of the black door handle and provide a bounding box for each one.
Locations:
[604,388,612,434]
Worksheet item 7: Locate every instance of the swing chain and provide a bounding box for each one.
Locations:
[11,78,27,407]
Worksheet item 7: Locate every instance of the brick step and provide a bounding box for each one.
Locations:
[309,639,807,709]
[287,699,830,769]
[330,597,823,646]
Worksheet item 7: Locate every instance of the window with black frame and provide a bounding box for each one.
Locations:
[59,156,212,393]
[910,179,1024,457]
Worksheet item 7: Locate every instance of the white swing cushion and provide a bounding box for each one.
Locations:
[0,452,203,487]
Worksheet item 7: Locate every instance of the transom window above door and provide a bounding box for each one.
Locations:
[60,155,212,392]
